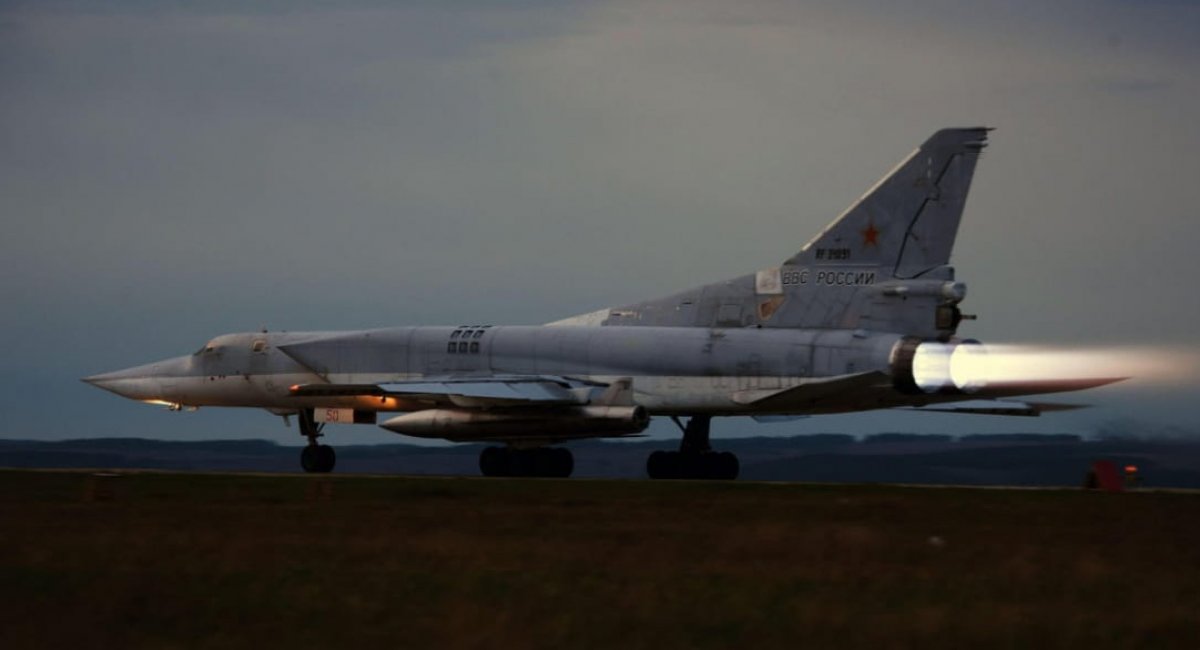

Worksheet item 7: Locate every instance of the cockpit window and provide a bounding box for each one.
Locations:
[251,340,267,353]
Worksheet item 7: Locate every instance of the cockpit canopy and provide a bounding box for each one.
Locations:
[193,342,218,356]
[192,333,269,356]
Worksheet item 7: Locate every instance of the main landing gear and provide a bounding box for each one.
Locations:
[298,408,336,473]
[479,446,574,478]
[646,415,739,480]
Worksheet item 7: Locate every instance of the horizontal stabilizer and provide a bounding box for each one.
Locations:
[905,400,1090,417]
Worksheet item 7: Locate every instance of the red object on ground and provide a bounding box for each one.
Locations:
[1084,460,1125,492]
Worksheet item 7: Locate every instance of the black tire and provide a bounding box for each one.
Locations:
[646,450,663,479]
[480,446,509,477]
[551,448,574,478]
[528,449,552,477]
[525,448,572,478]
[509,449,534,477]
[647,450,676,479]
[686,452,713,480]
[717,452,739,480]
[316,444,336,473]
[300,445,320,473]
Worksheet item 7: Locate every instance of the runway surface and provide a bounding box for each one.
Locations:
[2,469,1197,648]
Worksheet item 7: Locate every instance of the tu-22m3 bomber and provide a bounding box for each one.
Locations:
[85,128,1119,479]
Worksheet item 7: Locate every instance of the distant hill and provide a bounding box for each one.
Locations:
[3,435,1199,487]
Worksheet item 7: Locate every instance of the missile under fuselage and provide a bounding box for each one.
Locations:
[380,406,649,441]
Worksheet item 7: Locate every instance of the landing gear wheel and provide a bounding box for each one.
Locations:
[297,409,334,473]
[550,447,574,478]
[480,446,509,477]
[647,450,672,479]
[316,444,336,473]
[301,444,336,473]
[647,417,739,480]
[510,449,536,477]
[716,451,739,480]
[301,445,320,473]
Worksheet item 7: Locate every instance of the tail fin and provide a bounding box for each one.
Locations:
[555,128,991,337]
[785,127,990,279]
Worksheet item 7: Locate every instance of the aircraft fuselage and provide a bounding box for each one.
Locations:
[86,325,912,417]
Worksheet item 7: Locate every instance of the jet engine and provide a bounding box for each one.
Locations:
[891,337,987,394]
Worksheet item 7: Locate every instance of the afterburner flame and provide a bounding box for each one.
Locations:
[947,344,1198,388]
[949,342,987,393]
[912,343,953,392]
[910,341,988,393]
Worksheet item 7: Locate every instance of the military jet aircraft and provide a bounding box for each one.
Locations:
[84,128,1118,479]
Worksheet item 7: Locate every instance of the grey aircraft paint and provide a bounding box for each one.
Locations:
[83,128,1120,478]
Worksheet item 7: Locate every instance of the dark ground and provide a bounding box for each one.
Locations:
[1,470,1198,649]
[4,433,1200,487]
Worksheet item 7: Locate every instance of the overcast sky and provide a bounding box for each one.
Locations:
[3,0,1198,444]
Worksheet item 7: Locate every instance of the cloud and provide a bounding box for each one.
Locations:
[1,0,1198,440]
[1093,77,1174,94]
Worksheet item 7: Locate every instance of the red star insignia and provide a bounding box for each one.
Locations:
[861,222,880,247]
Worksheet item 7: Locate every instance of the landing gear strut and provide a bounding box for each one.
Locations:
[646,416,739,480]
[479,446,574,478]
[298,408,336,473]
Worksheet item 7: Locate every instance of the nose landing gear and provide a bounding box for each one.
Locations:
[298,409,336,473]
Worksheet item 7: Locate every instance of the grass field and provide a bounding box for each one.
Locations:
[1,470,1197,649]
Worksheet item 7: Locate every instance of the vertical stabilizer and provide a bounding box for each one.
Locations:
[786,127,990,278]
[551,128,991,338]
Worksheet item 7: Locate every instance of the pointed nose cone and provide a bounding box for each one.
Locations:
[81,374,106,388]
[82,363,165,401]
